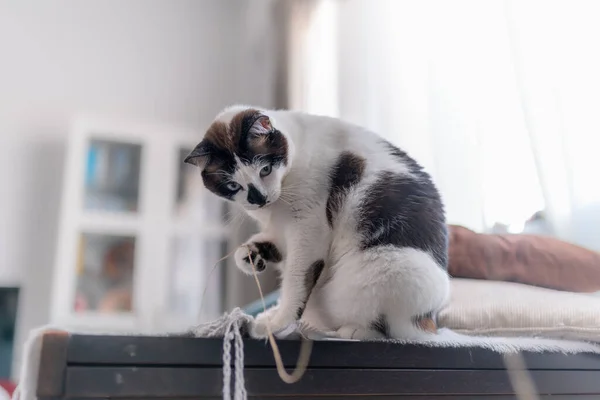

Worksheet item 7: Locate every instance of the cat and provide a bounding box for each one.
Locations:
[185,105,450,340]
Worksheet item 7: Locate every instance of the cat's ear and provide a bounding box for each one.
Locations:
[249,114,273,137]
[184,140,211,169]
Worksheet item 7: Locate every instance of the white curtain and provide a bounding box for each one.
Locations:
[293,0,600,250]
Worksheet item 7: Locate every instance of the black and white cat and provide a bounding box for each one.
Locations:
[185,106,450,340]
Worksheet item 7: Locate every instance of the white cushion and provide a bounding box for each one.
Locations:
[439,278,600,343]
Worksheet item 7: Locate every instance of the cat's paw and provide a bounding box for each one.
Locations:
[250,308,293,339]
[234,243,266,275]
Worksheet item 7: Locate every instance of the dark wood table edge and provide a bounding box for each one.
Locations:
[66,333,600,370]
[36,331,600,399]
[37,330,69,398]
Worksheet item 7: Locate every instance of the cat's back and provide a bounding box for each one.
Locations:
[316,116,447,269]
[274,111,410,176]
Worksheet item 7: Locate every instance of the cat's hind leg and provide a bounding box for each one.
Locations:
[379,247,450,340]
[323,246,449,340]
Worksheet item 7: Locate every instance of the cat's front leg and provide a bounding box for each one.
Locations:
[234,233,283,275]
[251,221,329,338]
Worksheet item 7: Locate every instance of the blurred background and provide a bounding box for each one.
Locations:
[1,0,599,385]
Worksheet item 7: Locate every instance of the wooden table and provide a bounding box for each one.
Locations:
[37,331,600,399]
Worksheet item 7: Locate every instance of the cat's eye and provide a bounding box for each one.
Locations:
[260,164,272,177]
[226,182,241,192]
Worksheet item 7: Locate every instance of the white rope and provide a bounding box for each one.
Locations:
[189,308,252,400]
[221,320,233,400]
[233,320,247,400]
[219,317,248,400]
[194,244,312,398]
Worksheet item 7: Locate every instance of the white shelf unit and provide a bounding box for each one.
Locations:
[51,116,230,333]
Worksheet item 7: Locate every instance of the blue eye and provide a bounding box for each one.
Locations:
[260,164,272,177]
[226,182,241,191]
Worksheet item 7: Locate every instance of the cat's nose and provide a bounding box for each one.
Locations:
[247,184,267,206]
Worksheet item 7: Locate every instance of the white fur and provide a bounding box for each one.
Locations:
[211,107,450,340]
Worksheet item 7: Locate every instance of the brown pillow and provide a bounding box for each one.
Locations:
[448,225,600,292]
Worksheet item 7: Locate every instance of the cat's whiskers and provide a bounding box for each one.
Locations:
[223,211,240,227]
[282,179,313,189]
[282,180,309,188]
[224,208,247,230]
[276,196,292,206]
[253,154,269,165]
[229,216,246,233]
[280,189,297,198]
[282,178,329,194]
[278,194,293,205]
[203,170,230,179]
[279,191,314,207]
[279,186,307,198]
[279,193,305,206]
[279,189,303,199]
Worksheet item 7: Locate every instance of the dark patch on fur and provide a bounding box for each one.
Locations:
[412,311,437,333]
[242,243,267,271]
[316,268,333,288]
[247,183,267,206]
[242,253,265,272]
[358,170,448,269]
[296,259,325,319]
[254,241,282,263]
[203,121,233,153]
[326,152,366,227]
[305,259,325,288]
[243,256,265,271]
[230,110,289,167]
[381,139,426,178]
[370,314,390,337]
[184,109,289,200]
[412,311,434,321]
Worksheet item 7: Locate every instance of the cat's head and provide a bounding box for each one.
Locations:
[184,106,290,210]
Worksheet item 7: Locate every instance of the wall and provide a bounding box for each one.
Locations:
[0,0,276,378]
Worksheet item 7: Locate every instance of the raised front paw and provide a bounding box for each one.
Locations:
[250,307,293,339]
[234,243,266,274]
[234,241,282,275]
